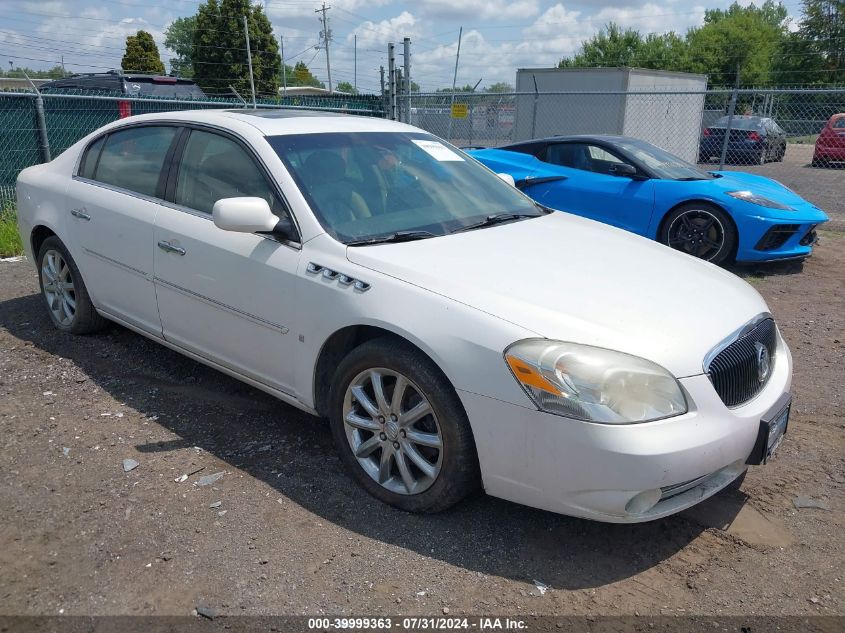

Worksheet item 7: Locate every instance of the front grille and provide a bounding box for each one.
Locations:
[799,225,818,246]
[755,224,800,251]
[707,318,777,407]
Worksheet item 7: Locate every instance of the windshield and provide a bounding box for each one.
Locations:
[266,132,542,243]
[616,139,714,181]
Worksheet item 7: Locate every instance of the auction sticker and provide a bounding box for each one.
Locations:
[412,139,465,161]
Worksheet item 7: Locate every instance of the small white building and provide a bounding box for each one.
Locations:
[514,67,708,163]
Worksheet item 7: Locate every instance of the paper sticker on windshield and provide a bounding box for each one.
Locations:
[412,139,464,162]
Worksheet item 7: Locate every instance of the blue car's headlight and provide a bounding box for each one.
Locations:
[727,190,793,210]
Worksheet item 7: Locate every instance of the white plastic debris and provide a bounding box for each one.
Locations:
[174,474,188,483]
[196,471,224,486]
[122,459,139,472]
[533,580,549,596]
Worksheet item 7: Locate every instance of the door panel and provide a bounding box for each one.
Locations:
[153,128,300,393]
[527,143,655,235]
[64,126,180,334]
[153,210,300,392]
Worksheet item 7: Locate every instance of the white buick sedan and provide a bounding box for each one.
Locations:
[16,110,792,522]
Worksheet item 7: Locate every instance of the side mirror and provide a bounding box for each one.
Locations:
[213,197,279,233]
[609,163,639,178]
[497,173,516,187]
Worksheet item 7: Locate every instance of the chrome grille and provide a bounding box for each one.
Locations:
[706,318,777,407]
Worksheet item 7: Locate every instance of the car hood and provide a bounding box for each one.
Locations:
[707,171,828,216]
[346,213,769,378]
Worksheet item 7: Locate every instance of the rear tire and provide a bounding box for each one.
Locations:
[660,203,737,266]
[37,236,107,334]
[328,337,480,513]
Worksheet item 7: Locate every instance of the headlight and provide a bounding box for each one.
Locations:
[504,340,687,424]
[726,190,793,210]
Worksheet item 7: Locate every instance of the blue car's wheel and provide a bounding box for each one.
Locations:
[660,203,736,265]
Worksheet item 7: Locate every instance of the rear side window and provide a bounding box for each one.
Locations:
[79,136,105,179]
[174,129,284,216]
[833,118,845,129]
[92,126,178,198]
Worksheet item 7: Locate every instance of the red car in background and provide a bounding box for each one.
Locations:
[813,114,845,166]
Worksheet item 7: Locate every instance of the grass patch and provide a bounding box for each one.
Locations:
[0,204,24,258]
[788,135,819,145]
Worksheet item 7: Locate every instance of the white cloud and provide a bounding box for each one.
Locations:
[347,11,418,48]
[416,0,540,21]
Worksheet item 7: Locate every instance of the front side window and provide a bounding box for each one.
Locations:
[92,126,178,197]
[175,129,285,216]
[545,143,628,175]
[266,132,541,244]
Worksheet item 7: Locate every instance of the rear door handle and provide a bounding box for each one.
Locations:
[70,208,91,221]
[157,240,186,256]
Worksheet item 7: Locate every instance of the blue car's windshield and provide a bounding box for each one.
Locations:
[616,139,714,181]
[266,132,542,244]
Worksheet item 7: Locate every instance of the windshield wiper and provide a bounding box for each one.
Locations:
[452,212,541,234]
[346,230,438,246]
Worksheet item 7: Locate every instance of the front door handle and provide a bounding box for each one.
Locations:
[70,208,91,221]
[157,240,186,256]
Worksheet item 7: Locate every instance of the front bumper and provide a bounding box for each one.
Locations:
[459,334,792,523]
[735,210,829,263]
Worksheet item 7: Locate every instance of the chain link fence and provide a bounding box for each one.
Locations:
[407,87,845,224]
[0,91,384,208]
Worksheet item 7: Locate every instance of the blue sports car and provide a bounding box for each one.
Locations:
[469,136,829,264]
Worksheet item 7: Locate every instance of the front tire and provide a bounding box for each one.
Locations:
[660,203,737,265]
[328,337,480,513]
[37,236,107,334]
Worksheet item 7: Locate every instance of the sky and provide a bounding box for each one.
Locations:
[0,0,806,94]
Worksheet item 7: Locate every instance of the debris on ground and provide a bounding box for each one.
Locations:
[533,580,549,596]
[793,495,831,511]
[196,605,216,620]
[122,459,139,472]
[209,501,222,508]
[197,471,224,486]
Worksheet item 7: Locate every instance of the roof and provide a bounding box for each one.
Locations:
[113,108,412,136]
[505,134,633,146]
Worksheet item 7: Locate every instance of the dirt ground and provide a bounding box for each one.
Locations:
[0,234,843,622]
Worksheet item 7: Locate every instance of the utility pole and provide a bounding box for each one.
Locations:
[403,37,411,124]
[61,55,66,76]
[280,35,286,96]
[316,3,333,93]
[243,15,256,108]
[447,27,463,141]
[379,65,386,117]
[387,42,396,121]
[354,34,357,94]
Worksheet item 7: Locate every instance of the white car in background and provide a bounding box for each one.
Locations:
[16,110,793,522]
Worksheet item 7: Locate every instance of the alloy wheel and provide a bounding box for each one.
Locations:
[667,210,725,260]
[343,368,443,495]
[41,249,77,326]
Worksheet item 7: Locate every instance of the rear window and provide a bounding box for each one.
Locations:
[833,118,845,129]
[713,117,762,130]
[129,78,206,98]
[89,126,178,198]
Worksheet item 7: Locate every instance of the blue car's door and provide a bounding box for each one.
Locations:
[525,142,656,236]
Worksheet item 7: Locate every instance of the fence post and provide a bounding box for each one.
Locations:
[34,94,51,163]
[530,74,539,140]
[719,64,741,170]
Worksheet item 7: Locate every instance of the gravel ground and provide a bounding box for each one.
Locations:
[698,144,845,230]
[0,236,843,620]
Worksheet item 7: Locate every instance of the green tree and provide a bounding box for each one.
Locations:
[485,82,513,92]
[164,16,196,78]
[794,0,845,83]
[1,65,66,79]
[559,23,647,67]
[685,1,790,86]
[286,61,324,88]
[335,80,357,94]
[193,0,281,97]
[121,30,166,74]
